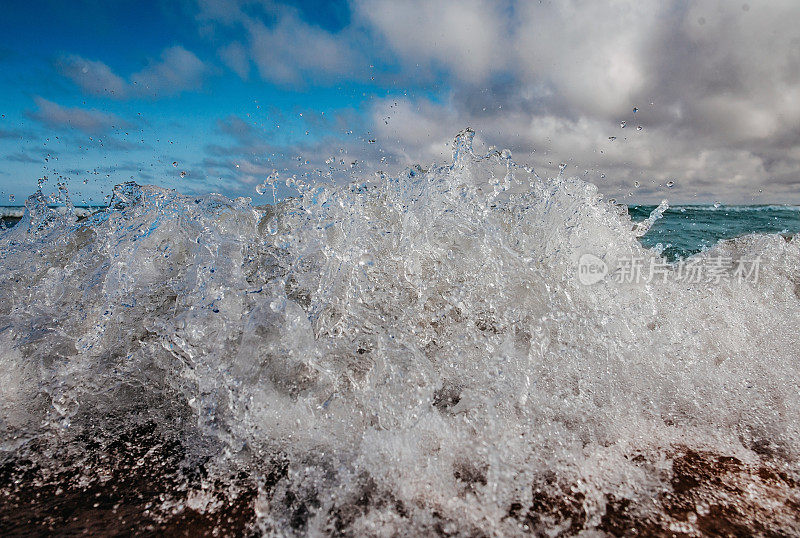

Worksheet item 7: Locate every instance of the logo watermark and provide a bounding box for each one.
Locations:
[577,254,761,285]
[577,253,608,285]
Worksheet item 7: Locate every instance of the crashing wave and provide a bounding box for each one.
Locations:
[1,130,799,535]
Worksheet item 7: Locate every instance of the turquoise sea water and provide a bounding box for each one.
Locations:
[629,204,800,260]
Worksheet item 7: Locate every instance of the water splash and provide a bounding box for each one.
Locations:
[1,132,799,534]
[633,199,669,237]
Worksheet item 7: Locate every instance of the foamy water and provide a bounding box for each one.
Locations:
[1,130,799,534]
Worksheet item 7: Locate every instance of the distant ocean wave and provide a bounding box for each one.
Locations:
[637,204,800,212]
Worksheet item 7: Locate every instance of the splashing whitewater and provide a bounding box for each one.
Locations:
[1,130,799,535]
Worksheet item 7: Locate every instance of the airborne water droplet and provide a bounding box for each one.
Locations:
[666,180,675,188]
[713,201,721,208]
[180,171,187,178]
[636,125,643,131]
[172,162,178,167]
[620,121,627,128]
[608,136,616,141]
[634,181,640,188]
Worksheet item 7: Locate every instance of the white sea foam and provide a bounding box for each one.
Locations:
[1,130,799,534]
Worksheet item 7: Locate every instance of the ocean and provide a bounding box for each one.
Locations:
[1,132,799,535]
[629,204,800,261]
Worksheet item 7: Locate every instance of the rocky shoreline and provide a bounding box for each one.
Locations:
[2,425,798,536]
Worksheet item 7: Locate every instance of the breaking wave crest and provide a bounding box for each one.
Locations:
[2,130,799,534]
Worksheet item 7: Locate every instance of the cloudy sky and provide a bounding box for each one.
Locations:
[1,0,799,205]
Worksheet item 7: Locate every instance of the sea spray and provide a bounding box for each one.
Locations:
[1,132,799,534]
[632,199,669,237]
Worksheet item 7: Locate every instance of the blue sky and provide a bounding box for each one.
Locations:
[2,0,800,205]
[0,0,414,205]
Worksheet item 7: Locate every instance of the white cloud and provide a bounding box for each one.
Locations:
[354,0,507,81]
[219,42,251,80]
[190,0,800,202]
[354,0,800,202]
[58,47,209,99]
[195,0,247,27]
[58,55,129,98]
[197,1,363,85]
[30,97,125,134]
[245,13,359,85]
[513,0,660,118]
[131,46,208,97]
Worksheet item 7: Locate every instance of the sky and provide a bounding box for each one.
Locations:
[1,0,799,206]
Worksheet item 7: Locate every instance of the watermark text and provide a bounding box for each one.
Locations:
[577,254,760,285]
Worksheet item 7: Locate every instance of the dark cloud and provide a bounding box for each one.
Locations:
[348,0,800,203]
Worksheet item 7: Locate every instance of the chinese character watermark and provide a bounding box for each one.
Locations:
[577,254,760,285]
